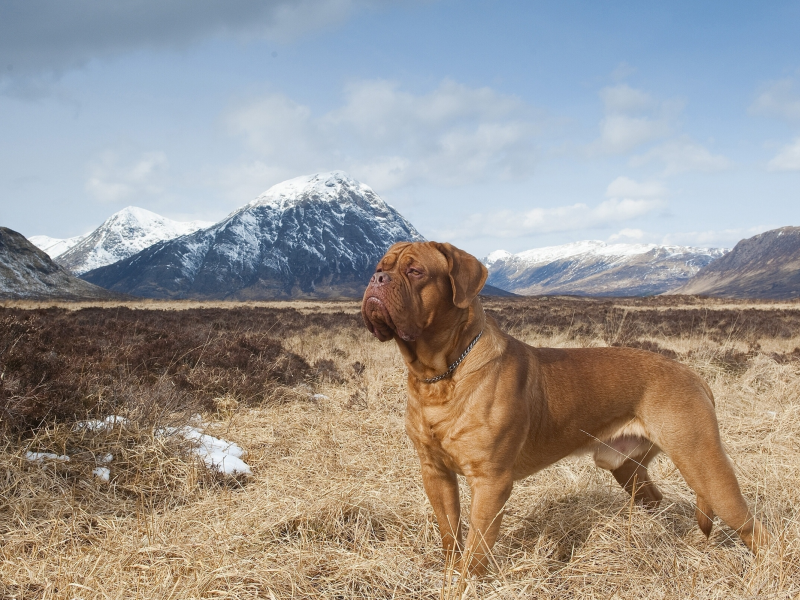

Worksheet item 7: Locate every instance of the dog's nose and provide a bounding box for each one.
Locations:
[370,272,391,286]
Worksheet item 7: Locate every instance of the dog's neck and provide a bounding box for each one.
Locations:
[395,298,486,382]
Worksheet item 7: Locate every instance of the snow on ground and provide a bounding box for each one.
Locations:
[27,416,251,479]
[74,415,130,431]
[25,452,70,462]
[163,426,252,477]
[92,467,111,482]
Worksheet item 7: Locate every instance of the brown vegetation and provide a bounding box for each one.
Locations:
[1,297,799,598]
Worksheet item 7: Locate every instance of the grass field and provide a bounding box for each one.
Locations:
[1,296,799,599]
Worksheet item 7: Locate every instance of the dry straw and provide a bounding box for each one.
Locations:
[1,297,799,599]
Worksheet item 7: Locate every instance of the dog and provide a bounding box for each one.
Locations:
[361,241,770,576]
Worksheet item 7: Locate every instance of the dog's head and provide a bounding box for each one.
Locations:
[361,241,488,342]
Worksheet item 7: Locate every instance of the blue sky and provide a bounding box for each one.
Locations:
[1,0,799,257]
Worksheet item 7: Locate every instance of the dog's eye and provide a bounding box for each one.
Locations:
[407,268,424,278]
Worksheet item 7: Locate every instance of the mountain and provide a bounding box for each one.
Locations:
[480,284,518,297]
[0,227,119,300]
[55,207,212,275]
[484,240,727,297]
[82,172,425,300]
[668,226,800,299]
[29,234,87,258]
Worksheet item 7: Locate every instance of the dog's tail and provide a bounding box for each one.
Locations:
[696,495,715,538]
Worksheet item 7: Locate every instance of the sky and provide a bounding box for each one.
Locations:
[1,0,799,258]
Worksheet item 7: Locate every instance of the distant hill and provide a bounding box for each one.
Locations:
[480,284,517,297]
[51,207,212,275]
[28,233,87,258]
[668,226,800,299]
[484,241,726,297]
[0,227,119,300]
[82,172,425,300]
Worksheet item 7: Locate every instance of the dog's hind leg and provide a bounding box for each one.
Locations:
[649,400,771,553]
[610,444,663,509]
[696,494,715,538]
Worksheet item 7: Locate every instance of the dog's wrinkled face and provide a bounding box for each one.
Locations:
[361,241,488,343]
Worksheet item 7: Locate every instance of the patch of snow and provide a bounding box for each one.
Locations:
[161,426,252,477]
[92,466,111,482]
[74,415,130,431]
[483,250,512,266]
[25,451,70,462]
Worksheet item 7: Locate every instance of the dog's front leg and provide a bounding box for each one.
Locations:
[419,461,462,562]
[461,474,513,576]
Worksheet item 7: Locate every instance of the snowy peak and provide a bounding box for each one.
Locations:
[57,207,213,275]
[486,240,728,296]
[245,171,382,212]
[97,206,211,240]
[29,234,87,258]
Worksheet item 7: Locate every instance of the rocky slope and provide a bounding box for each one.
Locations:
[82,172,425,300]
[668,226,800,299]
[485,240,727,296]
[53,207,212,275]
[0,228,119,300]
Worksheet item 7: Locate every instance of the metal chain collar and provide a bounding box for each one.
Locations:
[420,330,483,384]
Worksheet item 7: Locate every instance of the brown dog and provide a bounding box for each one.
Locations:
[362,241,770,576]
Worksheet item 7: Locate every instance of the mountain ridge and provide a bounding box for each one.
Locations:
[668,226,800,299]
[0,227,120,300]
[484,240,727,296]
[82,172,425,299]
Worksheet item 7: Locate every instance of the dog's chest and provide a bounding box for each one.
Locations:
[405,396,471,473]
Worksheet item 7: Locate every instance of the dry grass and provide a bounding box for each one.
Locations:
[1,298,799,599]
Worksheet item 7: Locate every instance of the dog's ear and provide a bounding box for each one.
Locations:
[434,242,488,308]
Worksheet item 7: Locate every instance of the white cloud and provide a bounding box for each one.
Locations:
[630,136,731,175]
[608,228,645,242]
[610,62,637,82]
[767,137,800,171]
[224,79,540,194]
[596,115,670,155]
[445,176,664,239]
[599,84,654,114]
[85,151,169,202]
[605,176,665,199]
[750,78,800,123]
[589,85,682,155]
[660,226,773,248]
[451,198,662,239]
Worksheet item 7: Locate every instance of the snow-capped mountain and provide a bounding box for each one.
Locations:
[55,207,213,275]
[669,226,800,299]
[1,227,118,300]
[485,240,728,296]
[82,172,425,299]
[29,234,87,258]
